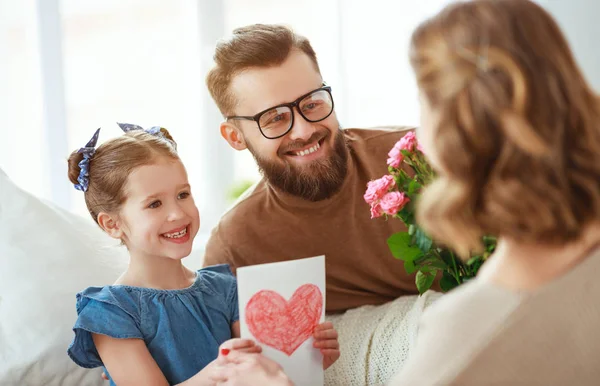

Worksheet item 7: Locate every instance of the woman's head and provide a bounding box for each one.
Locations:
[410,0,600,256]
[68,127,200,260]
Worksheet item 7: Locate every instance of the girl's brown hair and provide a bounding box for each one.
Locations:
[67,129,179,224]
[410,0,600,257]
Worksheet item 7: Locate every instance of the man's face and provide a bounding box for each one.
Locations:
[228,50,348,201]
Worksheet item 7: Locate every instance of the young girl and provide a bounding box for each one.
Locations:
[66,123,339,386]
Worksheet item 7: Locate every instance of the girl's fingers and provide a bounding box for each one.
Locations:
[313,329,338,340]
[221,338,257,350]
[321,348,340,356]
[313,321,334,331]
[237,345,263,354]
[313,339,339,349]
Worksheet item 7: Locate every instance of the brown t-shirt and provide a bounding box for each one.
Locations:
[391,247,600,386]
[202,127,421,313]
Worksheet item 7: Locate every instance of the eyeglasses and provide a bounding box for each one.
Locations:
[226,85,334,139]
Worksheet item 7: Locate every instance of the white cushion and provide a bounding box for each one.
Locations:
[0,168,127,386]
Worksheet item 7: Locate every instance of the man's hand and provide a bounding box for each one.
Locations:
[312,321,340,370]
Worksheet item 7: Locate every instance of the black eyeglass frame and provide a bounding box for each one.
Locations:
[225,84,334,139]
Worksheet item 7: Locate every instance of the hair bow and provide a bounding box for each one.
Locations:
[117,122,164,137]
[74,128,101,192]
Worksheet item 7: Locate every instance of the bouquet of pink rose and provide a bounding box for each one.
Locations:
[364,131,496,294]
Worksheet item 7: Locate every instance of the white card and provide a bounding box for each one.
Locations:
[237,255,326,386]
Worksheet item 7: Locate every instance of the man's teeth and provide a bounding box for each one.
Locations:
[295,142,320,157]
[163,227,187,239]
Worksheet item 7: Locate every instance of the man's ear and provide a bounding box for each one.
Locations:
[97,212,124,240]
[220,122,247,151]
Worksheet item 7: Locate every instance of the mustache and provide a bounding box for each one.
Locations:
[282,131,327,153]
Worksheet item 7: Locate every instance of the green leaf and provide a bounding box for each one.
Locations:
[415,228,433,253]
[440,271,459,292]
[414,253,447,271]
[407,179,422,196]
[466,256,480,266]
[395,173,407,188]
[404,259,417,274]
[483,235,497,253]
[415,270,436,294]
[395,207,411,225]
[387,232,423,262]
[402,182,411,194]
[439,250,455,267]
[483,235,497,245]
[398,200,417,224]
[400,149,412,158]
[423,258,448,270]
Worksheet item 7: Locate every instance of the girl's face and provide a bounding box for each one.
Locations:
[115,158,200,261]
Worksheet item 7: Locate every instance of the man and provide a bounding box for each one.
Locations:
[203,24,419,313]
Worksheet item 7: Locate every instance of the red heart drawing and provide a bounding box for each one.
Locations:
[245,284,323,356]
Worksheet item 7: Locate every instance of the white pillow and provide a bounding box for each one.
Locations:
[0,168,127,386]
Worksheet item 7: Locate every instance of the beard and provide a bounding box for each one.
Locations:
[248,128,349,202]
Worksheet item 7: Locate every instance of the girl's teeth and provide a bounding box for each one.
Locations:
[164,227,187,239]
[295,142,320,157]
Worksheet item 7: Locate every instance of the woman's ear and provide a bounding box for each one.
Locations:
[220,122,247,151]
[97,212,124,240]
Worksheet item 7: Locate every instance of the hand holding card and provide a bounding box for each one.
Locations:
[237,256,327,386]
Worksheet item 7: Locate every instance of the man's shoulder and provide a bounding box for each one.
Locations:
[343,126,414,170]
[216,179,270,230]
[344,126,415,151]
[344,126,414,140]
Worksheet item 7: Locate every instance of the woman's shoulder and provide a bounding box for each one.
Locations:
[391,282,523,385]
[424,279,521,325]
[415,281,523,366]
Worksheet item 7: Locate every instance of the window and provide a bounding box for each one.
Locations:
[0,0,452,247]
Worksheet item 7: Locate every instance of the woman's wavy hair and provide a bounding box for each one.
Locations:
[410,0,600,257]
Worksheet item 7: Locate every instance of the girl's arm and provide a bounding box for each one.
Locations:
[232,321,241,338]
[93,334,219,386]
[93,334,169,386]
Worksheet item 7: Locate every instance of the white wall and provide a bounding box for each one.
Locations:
[536,0,600,92]
[1,0,598,249]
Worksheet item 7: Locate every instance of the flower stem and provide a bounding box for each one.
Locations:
[450,251,461,284]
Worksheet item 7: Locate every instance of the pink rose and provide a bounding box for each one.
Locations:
[379,192,410,216]
[370,202,384,219]
[364,175,396,205]
[387,144,404,168]
[397,131,417,152]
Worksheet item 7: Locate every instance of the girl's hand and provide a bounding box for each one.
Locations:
[312,321,340,370]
